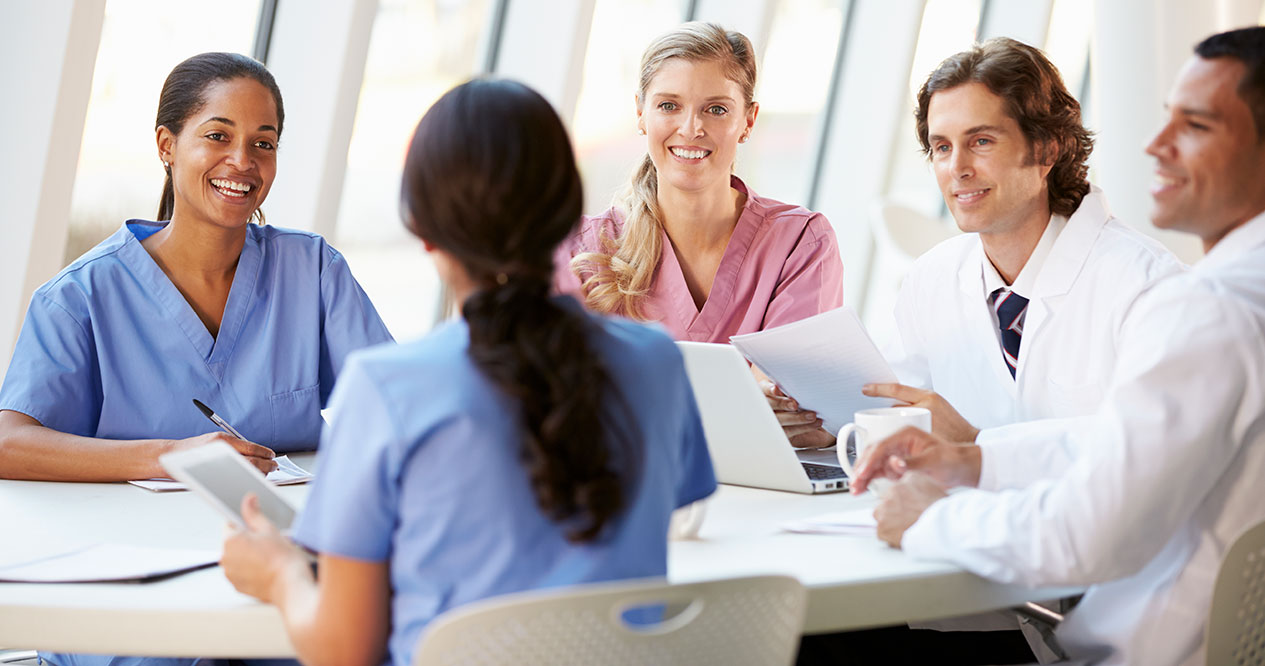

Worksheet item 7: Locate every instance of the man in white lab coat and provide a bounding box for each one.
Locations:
[852,26,1265,666]
[770,38,1183,449]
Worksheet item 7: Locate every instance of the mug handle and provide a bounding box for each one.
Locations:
[836,424,865,477]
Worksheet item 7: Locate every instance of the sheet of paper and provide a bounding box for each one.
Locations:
[781,508,878,536]
[0,544,218,583]
[730,307,898,433]
[129,454,312,492]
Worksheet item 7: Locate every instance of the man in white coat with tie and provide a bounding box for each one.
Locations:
[771,38,1183,449]
[852,26,1265,666]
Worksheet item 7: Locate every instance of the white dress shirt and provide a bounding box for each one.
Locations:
[903,211,1265,665]
[887,187,1185,428]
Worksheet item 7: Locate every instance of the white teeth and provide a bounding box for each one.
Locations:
[671,147,710,160]
[1154,175,1179,187]
[211,178,252,195]
[956,189,987,200]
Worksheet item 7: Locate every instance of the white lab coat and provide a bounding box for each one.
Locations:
[904,211,1265,665]
[887,187,1185,428]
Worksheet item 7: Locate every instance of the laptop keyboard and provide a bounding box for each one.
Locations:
[802,462,848,481]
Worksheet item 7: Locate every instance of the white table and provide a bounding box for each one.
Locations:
[0,459,1075,657]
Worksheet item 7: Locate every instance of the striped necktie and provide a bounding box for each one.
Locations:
[993,288,1029,379]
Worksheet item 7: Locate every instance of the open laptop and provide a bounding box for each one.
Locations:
[677,341,848,494]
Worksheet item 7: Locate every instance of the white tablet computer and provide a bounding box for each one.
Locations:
[160,442,297,530]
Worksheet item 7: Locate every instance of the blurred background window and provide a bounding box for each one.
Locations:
[333,0,494,341]
[65,0,264,263]
[883,0,984,218]
[571,0,689,215]
[740,0,845,207]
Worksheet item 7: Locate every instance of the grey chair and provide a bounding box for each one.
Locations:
[1206,519,1265,666]
[412,575,807,666]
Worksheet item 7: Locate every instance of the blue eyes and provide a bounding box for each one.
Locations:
[655,102,729,115]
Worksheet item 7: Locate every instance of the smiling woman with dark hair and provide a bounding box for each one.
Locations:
[0,52,392,484]
[220,78,715,666]
[0,51,393,666]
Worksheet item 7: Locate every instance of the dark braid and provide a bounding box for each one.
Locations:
[402,79,630,542]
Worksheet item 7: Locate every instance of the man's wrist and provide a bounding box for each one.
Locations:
[959,444,982,487]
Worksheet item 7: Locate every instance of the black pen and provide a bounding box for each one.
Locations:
[192,399,247,441]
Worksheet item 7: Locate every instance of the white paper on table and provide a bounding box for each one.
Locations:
[730,306,898,433]
[128,454,312,492]
[782,508,878,536]
[0,543,219,583]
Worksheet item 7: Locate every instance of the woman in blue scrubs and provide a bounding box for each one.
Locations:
[219,79,717,666]
[0,52,392,485]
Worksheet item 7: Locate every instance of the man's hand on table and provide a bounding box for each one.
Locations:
[874,471,948,548]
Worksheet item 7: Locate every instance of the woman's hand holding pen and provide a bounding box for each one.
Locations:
[165,432,278,475]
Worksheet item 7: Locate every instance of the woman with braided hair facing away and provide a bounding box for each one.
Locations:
[219,78,717,666]
[555,22,843,342]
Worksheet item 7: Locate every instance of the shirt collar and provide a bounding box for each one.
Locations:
[981,213,1067,298]
[1197,209,1265,273]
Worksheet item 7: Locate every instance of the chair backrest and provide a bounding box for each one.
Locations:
[1206,519,1265,666]
[412,575,807,666]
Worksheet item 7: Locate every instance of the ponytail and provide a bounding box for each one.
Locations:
[402,79,634,542]
[571,155,664,320]
[463,276,626,542]
[157,167,175,221]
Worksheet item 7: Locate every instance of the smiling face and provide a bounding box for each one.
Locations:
[1146,56,1265,249]
[926,82,1052,239]
[157,77,279,230]
[637,58,756,197]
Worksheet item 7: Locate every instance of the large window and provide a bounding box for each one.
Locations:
[65,0,264,263]
[883,0,984,217]
[571,0,689,215]
[332,0,494,340]
[739,0,845,207]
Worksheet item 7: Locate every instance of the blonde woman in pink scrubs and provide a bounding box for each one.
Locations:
[555,22,843,343]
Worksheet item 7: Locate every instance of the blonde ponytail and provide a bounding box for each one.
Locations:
[571,155,663,319]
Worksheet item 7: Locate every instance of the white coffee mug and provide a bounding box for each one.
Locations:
[837,407,932,478]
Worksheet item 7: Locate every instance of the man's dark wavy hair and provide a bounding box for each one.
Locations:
[915,37,1093,217]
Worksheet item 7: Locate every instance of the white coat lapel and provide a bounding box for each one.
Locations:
[1023,188,1111,349]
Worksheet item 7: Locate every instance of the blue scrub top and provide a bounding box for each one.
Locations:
[293,302,716,666]
[0,220,394,452]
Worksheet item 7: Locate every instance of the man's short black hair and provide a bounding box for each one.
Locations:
[1195,27,1265,141]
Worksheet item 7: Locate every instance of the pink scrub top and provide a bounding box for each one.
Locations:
[554,176,843,342]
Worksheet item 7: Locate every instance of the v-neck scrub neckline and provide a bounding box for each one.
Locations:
[554,176,844,342]
[0,220,394,453]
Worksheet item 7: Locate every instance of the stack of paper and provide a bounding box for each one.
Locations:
[129,454,312,492]
[0,544,218,583]
[782,508,878,536]
[730,306,897,434]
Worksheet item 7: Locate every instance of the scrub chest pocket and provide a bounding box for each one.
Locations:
[270,384,323,451]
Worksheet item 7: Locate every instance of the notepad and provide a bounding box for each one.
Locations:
[0,544,218,583]
[730,306,898,434]
[128,454,312,492]
[781,508,878,536]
